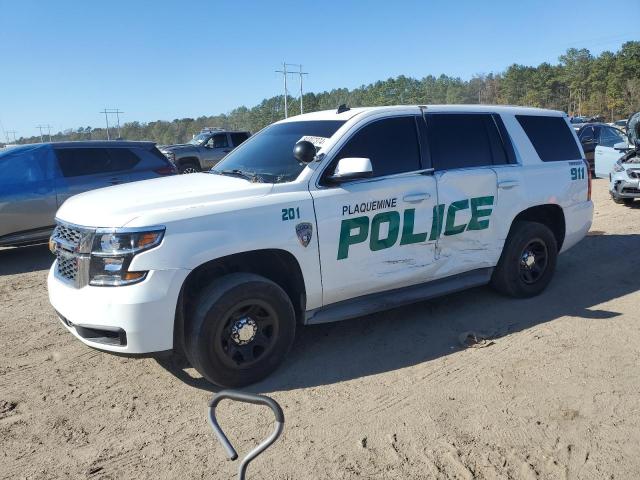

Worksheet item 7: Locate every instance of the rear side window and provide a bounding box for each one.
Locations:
[516,115,582,161]
[230,132,249,147]
[55,148,113,177]
[55,147,140,177]
[427,113,502,170]
[106,148,141,171]
[335,116,421,178]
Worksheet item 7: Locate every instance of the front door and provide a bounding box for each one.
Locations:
[312,114,439,306]
[201,133,231,169]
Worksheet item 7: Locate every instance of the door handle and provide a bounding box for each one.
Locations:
[223,149,231,153]
[403,192,431,203]
[109,178,124,185]
[498,180,519,190]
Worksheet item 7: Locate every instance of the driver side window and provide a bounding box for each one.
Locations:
[330,116,421,179]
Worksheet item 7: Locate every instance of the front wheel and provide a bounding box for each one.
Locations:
[185,273,296,387]
[491,221,558,298]
[178,161,200,174]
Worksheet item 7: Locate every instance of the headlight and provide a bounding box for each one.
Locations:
[162,151,175,161]
[613,162,625,173]
[89,227,165,286]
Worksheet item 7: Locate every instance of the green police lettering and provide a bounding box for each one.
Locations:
[337,195,494,259]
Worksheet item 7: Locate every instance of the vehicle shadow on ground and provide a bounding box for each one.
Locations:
[158,233,638,393]
[0,244,52,276]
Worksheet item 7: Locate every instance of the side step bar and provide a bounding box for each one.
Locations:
[305,267,493,325]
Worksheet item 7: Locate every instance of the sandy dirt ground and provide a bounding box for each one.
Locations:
[1,179,640,480]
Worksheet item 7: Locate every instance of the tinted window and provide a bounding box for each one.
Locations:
[55,148,112,177]
[335,116,420,178]
[213,134,228,148]
[0,145,53,187]
[579,126,596,142]
[212,120,345,183]
[599,127,626,148]
[516,115,582,161]
[427,114,494,170]
[230,132,249,147]
[106,148,141,171]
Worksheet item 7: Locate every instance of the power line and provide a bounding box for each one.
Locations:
[275,62,309,118]
[36,124,52,142]
[100,108,124,140]
[6,130,17,143]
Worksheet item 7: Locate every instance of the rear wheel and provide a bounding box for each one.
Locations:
[179,161,200,174]
[491,221,558,298]
[185,273,296,387]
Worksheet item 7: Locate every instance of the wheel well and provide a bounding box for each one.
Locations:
[174,249,306,355]
[178,157,199,166]
[511,204,565,251]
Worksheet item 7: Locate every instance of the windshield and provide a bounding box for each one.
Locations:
[188,133,210,145]
[211,120,345,183]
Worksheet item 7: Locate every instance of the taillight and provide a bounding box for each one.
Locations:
[154,165,177,176]
[583,159,592,201]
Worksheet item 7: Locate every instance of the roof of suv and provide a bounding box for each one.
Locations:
[281,105,567,123]
[49,141,156,148]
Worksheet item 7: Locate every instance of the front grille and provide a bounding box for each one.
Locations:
[56,253,78,283]
[622,187,640,194]
[53,224,83,246]
[51,221,94,288]
[628,170,640,179]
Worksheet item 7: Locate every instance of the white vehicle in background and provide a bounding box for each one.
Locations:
[594,136,632,178]
[48,105,593,387]
[608,112,640,205]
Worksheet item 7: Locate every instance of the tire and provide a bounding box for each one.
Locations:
[178,161,200,174]
[491,221,558,298]
[185,273,296,387]
[611,195,633,205]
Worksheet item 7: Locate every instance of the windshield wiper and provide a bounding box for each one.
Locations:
[214,169,263,183]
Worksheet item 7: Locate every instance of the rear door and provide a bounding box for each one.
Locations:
[425,113,501,278]
[0,145,58,243]
[312,114,439,305]
[53,147,131,207]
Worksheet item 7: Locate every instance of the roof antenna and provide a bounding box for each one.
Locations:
[336,104,350,114]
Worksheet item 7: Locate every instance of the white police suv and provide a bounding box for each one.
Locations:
[48,105,593,387]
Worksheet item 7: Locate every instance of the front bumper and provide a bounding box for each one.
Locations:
[610,177,640,198]
[48,263,189,354]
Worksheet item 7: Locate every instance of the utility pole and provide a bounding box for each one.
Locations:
[276,63,309,117]
[36,124,51,142]
[275,62,289,118]
[6,130,17,143]
[100,108,124,140]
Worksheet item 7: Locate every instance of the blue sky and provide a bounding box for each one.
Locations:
[0,0,637,139]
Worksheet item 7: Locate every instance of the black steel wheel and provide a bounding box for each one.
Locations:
[491,221,558,298]
[185,273,296,387]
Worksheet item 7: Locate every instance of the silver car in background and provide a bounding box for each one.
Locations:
[0,141,177,247]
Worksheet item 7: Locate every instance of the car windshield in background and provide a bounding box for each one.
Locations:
[211,120,345,183]
[189,133,209,145]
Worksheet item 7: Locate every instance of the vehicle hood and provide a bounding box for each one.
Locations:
[56,173,273,227]
[160,143,198,152]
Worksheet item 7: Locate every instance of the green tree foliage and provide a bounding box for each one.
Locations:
[15,42,640,145]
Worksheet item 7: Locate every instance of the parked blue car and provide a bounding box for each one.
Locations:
[0,141,177,247]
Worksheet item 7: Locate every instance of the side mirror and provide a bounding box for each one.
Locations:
[614,141,630,151]
[293,141,316,164]
[328,157,373,183]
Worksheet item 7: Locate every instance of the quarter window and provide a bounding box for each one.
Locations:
[516,115,582,161]
[333,116,421,178]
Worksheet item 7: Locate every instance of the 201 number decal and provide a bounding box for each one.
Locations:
[282,207,300,221]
